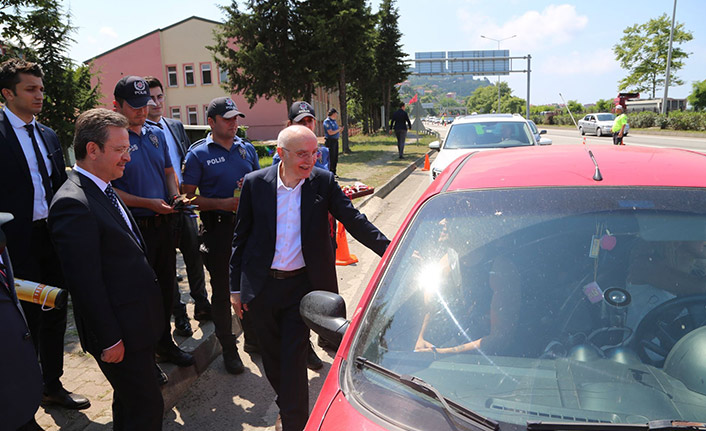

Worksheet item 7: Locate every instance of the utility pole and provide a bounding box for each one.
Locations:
[662,0,677,115]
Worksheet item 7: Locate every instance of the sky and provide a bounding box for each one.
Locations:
[61,0,706,106]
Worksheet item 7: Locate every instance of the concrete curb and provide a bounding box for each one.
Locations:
[358,149,433,210]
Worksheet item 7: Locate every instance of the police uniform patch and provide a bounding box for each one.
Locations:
[149,133,159,148]
[238,146,247,159]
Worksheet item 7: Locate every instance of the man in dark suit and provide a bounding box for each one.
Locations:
[1,212,44,430]
[145,76,212,338]
[0,58,89,410]
[230,125,390,431]
[49,108,165,430]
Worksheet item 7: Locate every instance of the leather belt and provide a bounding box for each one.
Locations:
[269,267,306,280]
[32,218,48,227]
[134,214,172,230]
[200,211,236,225]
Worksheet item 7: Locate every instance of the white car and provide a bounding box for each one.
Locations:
[429,114,544,180]
[578,113,630,137]
[528,120,553,145]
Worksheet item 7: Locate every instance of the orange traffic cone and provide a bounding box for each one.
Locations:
[335,221,358,266]
[422,153,430,171]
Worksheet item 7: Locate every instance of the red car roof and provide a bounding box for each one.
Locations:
[430,144,706,192]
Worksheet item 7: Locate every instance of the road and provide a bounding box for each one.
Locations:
[163,167,433,430]
[425,122,706,152]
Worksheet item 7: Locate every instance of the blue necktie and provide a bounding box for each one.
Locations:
[104,184,132,230]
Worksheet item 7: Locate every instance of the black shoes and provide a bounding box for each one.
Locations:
[155,364,169,386]
[193,303,213,321]
[173,315,193,337]
[223,347,244,375]
[156,343,195,367]
[307,342,323,370]
[41,387,91,410]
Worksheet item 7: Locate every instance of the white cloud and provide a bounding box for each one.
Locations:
[458,4,589,53]
[99,26,118,39]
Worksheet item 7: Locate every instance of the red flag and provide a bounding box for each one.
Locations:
[408,93,418,105]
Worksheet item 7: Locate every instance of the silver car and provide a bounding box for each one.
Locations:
[578,113,630,137]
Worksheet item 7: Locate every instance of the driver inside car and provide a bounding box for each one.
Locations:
[412,219,522,356]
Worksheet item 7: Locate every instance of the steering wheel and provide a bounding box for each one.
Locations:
[632,294,706,367]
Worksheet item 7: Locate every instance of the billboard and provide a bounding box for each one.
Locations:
[414,50,510,75]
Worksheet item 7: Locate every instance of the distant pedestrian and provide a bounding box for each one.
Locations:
[323,107,343,176]
[181,97,260,375]
[612,105,628,146]
[229,125,389,431]
[390,102,412,159]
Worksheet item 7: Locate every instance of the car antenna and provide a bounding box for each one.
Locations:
[559,93,603,181]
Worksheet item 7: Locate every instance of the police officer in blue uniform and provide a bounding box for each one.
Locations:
[181,97,259,374]
[111,76,194,370]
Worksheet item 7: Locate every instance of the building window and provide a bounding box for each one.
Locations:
[184,64,195,86]
[203,105,208,123]
[187,106,198,125]
[200,63,212,85]
[170,106,181,120]
[166,65,178,87]
[219,67,228,84]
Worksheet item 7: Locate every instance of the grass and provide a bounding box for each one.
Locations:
[256,133,436,189]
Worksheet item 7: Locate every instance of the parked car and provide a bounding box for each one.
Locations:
[578,113,630,137]
[303,144,706,431]
[528,120,552,145]
[428,114,544,180]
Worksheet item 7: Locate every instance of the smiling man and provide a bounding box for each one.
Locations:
[49,108,165,430]
[229,125,390,431]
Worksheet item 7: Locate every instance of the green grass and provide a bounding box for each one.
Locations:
[254,133,435,189]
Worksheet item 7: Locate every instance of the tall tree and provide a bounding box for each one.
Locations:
[687,79,706,112]
[1,0,100,152]
[305,0,376,153]
[613,13,693,99]
[465,82,511,114]
[375,0,408,132]
[210,0,314,113]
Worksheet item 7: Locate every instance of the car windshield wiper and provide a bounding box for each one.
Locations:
[355,356,499,431]
[528,420,706,431]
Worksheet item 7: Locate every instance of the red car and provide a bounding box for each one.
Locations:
[302,144,706,431]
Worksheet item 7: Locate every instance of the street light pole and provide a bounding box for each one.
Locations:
[662,0,677,115]
[481,34,516,113]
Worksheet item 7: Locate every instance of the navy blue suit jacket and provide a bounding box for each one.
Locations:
[0,111,67,275]
[0,248,42,428]
[49,171,164,355]
[230,165,390,303]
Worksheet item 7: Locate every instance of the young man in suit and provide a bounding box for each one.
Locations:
[229,125,390,431]
[0,58,89,410]
[1,212,44,430]
[144,76,212,338]
[49,109,165,430]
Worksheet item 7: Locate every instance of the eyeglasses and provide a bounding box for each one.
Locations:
[281,147,320,159]
[106,145,135,156]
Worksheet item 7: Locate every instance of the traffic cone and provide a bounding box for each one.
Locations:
[422,153,430,171]
[335,221,358,266]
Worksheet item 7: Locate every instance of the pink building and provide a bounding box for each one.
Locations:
[86,16,339,140]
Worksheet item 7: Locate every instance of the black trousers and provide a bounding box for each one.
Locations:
[201,214,257,350]
[325,138,339,175]
[612,132,624,145]
[16,220,67,393]
[136,216,177,349]
[96,347,163,431]
[248,273,311,431]
[394,129,407,158]
[172,214,209,318]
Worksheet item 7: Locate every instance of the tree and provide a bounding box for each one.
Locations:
[687,79,706,111]
[1,0,100,152]
[465,82,511,114]
[502,96,526,114]
[305,0,376,153]
[374,0,408,132]
[595,98,614,112]
[210,0,314,114]
[613,14,693,99]
[567,100,585,115]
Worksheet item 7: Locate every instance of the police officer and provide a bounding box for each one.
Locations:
[181,97,259,374]
[111,76,194,369]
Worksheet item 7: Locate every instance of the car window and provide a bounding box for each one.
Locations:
[348,187,706,429]
[443,121,533,149]
[597,114,616,121]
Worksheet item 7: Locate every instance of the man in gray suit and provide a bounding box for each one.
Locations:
[145,76,212,338]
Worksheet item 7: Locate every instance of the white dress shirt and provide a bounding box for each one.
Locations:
[4,107,54,221]
[270,164,306,271]
[73,165,137,236]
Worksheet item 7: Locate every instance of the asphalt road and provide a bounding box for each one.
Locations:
[163,167,433,431]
